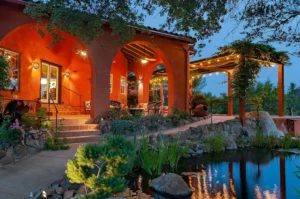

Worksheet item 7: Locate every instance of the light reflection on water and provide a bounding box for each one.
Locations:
[130,150,300,199]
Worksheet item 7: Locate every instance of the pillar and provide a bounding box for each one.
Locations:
[160,84,164,105]
[87,33,119,118]
[228,72,233,116]
[278,64,285,116]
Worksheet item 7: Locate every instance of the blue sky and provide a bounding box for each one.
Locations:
[143,11,300,96]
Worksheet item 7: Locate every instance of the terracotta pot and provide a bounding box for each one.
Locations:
[194,104,208,117]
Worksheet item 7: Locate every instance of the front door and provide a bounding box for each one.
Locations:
[40,62,60,103]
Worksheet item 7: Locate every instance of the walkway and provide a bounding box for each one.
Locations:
[0,116,235,199]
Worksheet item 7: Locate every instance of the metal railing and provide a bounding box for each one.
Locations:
[48,93,58,131]
[62,86,83,112]
[0,97,39,114]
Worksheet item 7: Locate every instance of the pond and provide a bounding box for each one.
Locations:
[128,150,300,199]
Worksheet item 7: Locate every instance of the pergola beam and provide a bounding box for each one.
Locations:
[123,46,146,58]
[133,43,156,55]
[127,44,154,57]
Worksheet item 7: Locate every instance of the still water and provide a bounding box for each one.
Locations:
[130,150,300,199]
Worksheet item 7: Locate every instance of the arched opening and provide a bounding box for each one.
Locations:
[0,23,92,115]
[127,72,138,108]
[108,41,174,113]
[149,64,169,113]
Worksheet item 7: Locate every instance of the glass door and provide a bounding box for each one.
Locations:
[40,62,60,103]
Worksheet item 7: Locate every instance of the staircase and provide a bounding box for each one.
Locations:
[44,104,104,143]
[41,104,81,116]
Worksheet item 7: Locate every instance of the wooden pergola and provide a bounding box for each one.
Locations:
[190,53,285,117]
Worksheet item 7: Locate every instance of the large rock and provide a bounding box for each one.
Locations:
[225,138,237,151]
[246,111,284,137]
[149,173,193,198]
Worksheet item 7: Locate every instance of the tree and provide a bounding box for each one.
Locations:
[23,0,232,51]
[0,56,10,90]
[233,0,300,56]
[191,76,207,93]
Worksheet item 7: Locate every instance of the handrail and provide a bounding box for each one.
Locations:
[48,93,58,132]
[62,85,82,112]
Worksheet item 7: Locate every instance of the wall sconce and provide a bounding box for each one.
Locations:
[32,61,40,70]
[138,79,142,84]
[65,71,71,78]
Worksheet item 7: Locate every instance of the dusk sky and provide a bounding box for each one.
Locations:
[144,11,300,96]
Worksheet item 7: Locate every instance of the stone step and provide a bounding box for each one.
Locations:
[62,124,98,131]
[51,117,94,126]
[60,129,100,137]
[61,135,104,143]
[41,104,73,109]
[49,111,80,116]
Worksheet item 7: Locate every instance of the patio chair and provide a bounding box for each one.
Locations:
[147,101,161,114]
[110,100,121,112]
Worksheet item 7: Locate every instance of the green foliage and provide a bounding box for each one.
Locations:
[111,120,136,134]
[250,129,265,148]
[218,40,289,98]
[280,133,293,149]
[190,93,207,110]
[21,108,51,130]
[191,76,207,93]
[203,133,226,153]
[44,120,69,150]
[169,108,192,126]
[0,119,22,142]
[0,55,11,90]
[66,135,135,198]
[235,0,300,56]
[137,136,188,176]
[294,164,300,195]
[265,135,278,149]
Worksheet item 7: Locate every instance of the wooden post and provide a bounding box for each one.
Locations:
[228,72,233,116]
[159,84,164,105]
[239,97,246,127]
[278,64,285,116]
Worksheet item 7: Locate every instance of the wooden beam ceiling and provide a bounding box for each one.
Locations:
[121,43,156,63]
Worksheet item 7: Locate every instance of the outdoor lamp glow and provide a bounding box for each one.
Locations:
[141,59,148,64]
[65,71,71,78]
[32,61,40,70]
[138,79,142,84]
[41,78,47,85]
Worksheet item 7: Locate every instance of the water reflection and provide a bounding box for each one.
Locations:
[129,150,300,199]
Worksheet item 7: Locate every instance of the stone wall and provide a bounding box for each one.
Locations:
[0,129,45,167]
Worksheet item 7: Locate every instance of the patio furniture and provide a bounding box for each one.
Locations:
[128,108,144,116]
[110,100,121,112]
[147,101,161,114]
[84,101,91,114]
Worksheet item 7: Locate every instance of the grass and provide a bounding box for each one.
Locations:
[203,133,226,153]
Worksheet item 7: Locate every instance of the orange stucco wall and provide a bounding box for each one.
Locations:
[110,51,128,104]
[0,2,192,118]
[0,24,92,110]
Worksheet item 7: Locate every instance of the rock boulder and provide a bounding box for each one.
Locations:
[149,173,193,198]
[246,111,284,137]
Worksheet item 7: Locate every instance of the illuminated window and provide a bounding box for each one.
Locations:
[120,76,126,94]
[0,48,20,90]
[110,74,113,93]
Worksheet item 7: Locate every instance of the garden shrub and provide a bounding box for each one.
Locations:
[137,135,188,176]
[0,118,24,142]
[44,120,69,150]
[191,93,207,110]
[111,120,136,134]
[169,108,192,126]
[203,133,226,153]
[66,135,135,199]
[250,129,265,148]
[280,133,293,149]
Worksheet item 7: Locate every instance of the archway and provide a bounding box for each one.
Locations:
[106,41,175,114]
[149,64,169,113]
